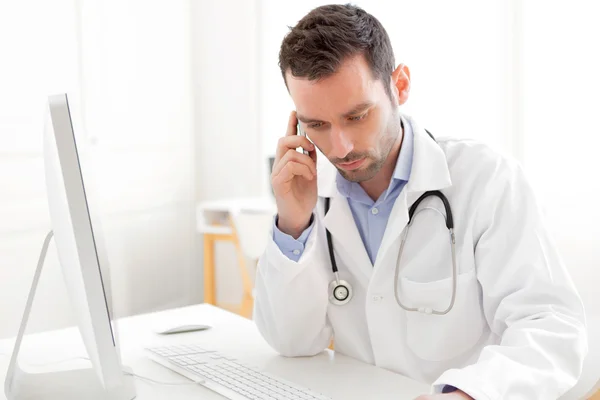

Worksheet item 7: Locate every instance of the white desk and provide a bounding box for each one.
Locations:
[0,304,430,399]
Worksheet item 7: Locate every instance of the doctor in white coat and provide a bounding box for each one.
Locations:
[254,4,588,399]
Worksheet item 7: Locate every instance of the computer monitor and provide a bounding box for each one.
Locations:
[4,94,136,400]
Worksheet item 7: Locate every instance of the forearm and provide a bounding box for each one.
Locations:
[434,301,587,399]
[254,231,332,357]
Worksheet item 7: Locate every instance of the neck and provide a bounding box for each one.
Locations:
[360,126,404,201]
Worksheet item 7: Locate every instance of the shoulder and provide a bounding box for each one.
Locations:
[436,136,525,189]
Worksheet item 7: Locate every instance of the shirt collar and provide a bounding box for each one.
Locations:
[336,115,414,202]
[391,115,413,182]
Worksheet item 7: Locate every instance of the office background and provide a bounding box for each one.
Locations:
[0,0,599,339]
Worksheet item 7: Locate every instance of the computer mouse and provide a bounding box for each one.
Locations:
[157,324,212,335]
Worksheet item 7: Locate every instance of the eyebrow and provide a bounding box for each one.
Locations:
[297,101,375,124]
[341,101,375,118]
[296,114,324,124]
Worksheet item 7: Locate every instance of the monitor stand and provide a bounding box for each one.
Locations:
[4,231,136,400]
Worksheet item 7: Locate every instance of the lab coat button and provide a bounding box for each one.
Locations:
[292,249,300,256]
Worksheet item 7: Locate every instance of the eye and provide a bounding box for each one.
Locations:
[348,113,368,122]
[308,122,324,129]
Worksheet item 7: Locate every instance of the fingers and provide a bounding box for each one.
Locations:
[272,161,314,185]
[274,110,316,161]
[273,111,318,178]
[272,149,316,178]
[308,144,318,164]
[285,110,298,136]
[275,135,315,163]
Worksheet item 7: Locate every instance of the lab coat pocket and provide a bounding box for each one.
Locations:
[400,268,485,362]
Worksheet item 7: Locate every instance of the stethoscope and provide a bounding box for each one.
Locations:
[326,130,457,315]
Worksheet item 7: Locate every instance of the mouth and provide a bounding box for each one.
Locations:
[337,158,366,171]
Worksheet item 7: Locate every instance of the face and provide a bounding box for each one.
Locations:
[287,54,410,182]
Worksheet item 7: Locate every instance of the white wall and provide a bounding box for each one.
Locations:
[520,0,600,312]
[191,0,263,200]
[0,0,197,339]
[190,0,264,305]
[0,0,82,338]
[78,0,198,317]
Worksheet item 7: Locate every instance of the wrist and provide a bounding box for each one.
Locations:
[451,390,473,399]
[276,214,312,239]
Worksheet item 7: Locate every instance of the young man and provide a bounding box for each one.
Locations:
[254,4,587,399]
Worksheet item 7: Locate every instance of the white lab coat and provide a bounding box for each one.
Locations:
[253,115,588,400]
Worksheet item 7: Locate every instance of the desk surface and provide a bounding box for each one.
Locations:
[0,304,430,400]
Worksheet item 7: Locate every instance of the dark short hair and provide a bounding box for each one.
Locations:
[279,4,395,98]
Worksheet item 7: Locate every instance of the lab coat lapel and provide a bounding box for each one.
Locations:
[317,159,373,284]
[376,115,453,263]
[322,194,373,283]
[375,189,409,265]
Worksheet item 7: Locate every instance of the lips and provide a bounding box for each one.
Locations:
[337,158,366,171]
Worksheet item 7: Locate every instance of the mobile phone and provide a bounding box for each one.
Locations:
[297,122,310,155]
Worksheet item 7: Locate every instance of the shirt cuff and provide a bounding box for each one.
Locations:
[433,368,500,400]
[442,385,458,393]
[272,214,315,262]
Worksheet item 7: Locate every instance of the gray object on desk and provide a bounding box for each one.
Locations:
[157,324,212,335]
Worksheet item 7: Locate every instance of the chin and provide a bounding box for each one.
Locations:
[338,165,376,183]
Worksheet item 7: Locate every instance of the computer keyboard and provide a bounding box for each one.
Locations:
[145,344,331,400]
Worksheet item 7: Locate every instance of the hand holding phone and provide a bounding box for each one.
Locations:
[270,111,318,239]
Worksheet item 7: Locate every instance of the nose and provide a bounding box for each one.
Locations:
[329,127,353,159]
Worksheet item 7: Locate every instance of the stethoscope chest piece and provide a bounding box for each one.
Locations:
[329,278,353,306]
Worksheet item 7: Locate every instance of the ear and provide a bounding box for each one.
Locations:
[390,63,411,106]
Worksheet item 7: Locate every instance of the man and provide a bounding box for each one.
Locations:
[254,4,587,399]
